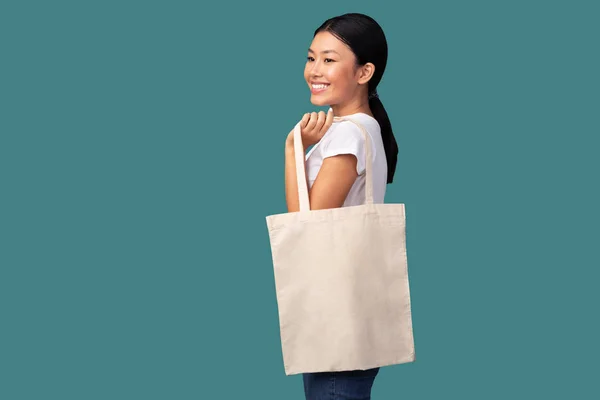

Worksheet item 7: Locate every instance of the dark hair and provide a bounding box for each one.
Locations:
[314,13,398,184]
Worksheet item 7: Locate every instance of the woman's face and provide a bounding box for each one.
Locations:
[304,31,362,108]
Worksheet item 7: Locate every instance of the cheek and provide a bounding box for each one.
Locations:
[326,67,350,88]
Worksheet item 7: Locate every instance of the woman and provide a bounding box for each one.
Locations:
[283,12,399,400]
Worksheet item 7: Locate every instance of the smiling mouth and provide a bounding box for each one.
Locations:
[311,83,330,93]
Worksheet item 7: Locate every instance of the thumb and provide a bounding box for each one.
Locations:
[324,107,334,128]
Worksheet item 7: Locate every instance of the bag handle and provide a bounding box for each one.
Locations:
[293,116,374,212]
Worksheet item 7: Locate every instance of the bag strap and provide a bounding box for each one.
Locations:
[293,116,374,212]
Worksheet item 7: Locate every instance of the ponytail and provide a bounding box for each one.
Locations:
[369,92,398,184]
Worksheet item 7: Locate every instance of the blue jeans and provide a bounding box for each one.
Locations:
[303,367,380,400]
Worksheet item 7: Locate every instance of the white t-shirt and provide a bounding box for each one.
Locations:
[305,110,387,207]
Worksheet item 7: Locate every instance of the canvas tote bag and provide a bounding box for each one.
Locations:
[265,116,415,375]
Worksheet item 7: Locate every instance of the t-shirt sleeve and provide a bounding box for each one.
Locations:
[320,121,370,175]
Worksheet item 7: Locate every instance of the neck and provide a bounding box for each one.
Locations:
[330,97,373,118]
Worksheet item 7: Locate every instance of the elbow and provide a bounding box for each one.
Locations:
[308,189,346,210]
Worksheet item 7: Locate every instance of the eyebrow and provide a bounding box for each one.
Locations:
[308,48,340,55]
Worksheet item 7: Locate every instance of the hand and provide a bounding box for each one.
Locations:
[286,109,334,148]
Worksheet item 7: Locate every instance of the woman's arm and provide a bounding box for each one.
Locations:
[285,136,357,212]
[307,154,358,209]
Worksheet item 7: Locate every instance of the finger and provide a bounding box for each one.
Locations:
[300,113,310,128]
[316,111,326,130]
[306,112,318,132]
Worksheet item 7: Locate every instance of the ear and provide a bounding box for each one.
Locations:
[357,62,376,85]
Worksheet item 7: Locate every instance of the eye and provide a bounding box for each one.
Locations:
[306,57,335,63]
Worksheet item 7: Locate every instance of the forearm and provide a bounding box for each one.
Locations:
[284,140,306,213]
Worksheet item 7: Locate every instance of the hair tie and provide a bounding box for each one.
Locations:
[369,90,379,99]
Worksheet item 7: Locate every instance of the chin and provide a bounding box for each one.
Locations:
[310,96,329,106]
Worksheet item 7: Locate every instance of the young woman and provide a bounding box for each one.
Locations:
[283,12,399,400]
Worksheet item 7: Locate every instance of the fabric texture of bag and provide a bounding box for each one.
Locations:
[265,116,415,375]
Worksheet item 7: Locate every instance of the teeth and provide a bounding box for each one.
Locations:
[312,84,329,89]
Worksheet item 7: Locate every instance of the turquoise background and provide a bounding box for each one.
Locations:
[1,0,598,398]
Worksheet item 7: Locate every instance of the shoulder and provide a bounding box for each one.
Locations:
[320,119,374,175]
[321,119,367,151]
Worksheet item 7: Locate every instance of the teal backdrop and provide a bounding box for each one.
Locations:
[1,0,598,399]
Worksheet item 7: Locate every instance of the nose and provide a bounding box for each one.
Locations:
[309,59,324,76]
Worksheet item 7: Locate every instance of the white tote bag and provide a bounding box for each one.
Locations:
[265,116,415,375]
